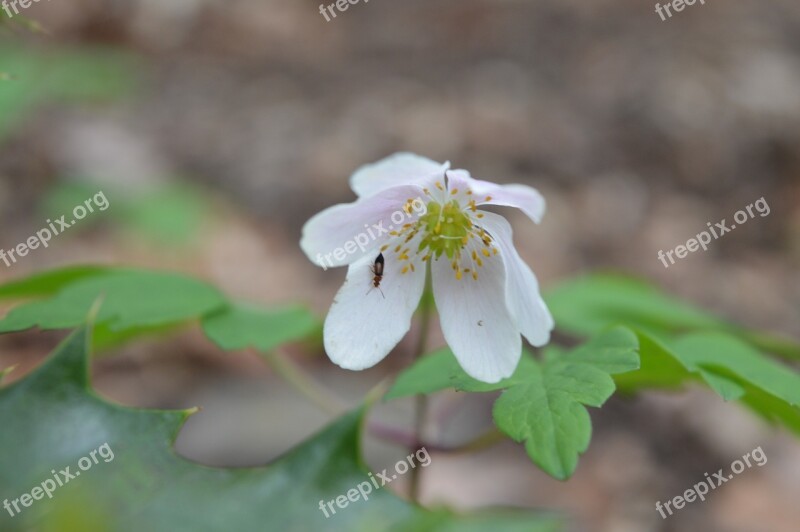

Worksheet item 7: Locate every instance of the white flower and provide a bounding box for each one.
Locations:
[300,153,554,383]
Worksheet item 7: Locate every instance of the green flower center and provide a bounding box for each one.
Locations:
[384,190,499,281]
[417,200,473,260]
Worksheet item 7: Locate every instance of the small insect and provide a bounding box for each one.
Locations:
[368,253,385,298]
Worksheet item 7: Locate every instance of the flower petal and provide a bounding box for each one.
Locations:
[300,184,428,269]
[431,241,522,383]
[350,153,449,198]
[478,212,554,347]
[446,169,546,224]
[324,252,426,370]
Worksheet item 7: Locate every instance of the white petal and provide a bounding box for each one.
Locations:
[300,184,427,269]
[350,153,449,198]
[446,169,546,224]
[431,241,522,383]
[478,212,554,347]
[324,252,426,370]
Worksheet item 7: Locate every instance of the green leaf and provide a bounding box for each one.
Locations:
[561,326,642,374]
[203,304,319,353]
[117,184,211,246]
[0,46,137,141]
[696,370,746,402]
[395,508,560,532]
[91,321,189,352]
[493,328,639,480]
[545,274,722,337]
[40,181,212,247]
[387,327,640,480]
[613,331,693,393]
[385,347,465,399]
[545,274,800,360]
[673,332,800,408]
[0,265,109,299]
[0,269,226,333]
[385,347,535,399]
[617,331,800,435]
[0,327,561,531]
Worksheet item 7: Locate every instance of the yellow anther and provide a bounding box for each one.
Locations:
[481,248,490,257]
[401,265,409,274]
[451,188,459,195]
[485,195,493,201]
[380,244,389,252]
[435,181,444,191]
[472,271,479,280]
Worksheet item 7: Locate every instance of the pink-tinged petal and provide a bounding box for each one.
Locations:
[446,169,546,224]
[300,184,427,269]
[350,153,449,198]
[324,252,426,370]
[431,241,522,383]
[478,212,554,347]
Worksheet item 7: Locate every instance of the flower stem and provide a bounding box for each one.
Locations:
[409,276,433,503]
[259,348,348,416]
[447,427,506,454]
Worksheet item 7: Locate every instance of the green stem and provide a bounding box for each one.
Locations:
[260,349,348,416]
[447,427,506,454]
[409,275,433,503]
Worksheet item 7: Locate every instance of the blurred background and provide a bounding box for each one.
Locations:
[0,0,799,531]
